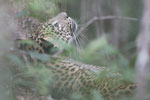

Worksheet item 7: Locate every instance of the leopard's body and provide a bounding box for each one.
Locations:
[17,12,136,100]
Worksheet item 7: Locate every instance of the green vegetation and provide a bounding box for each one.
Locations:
[0,0,145,100]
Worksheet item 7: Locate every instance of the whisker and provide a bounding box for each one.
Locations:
[76,36,81,51]
[72,32,78,48]
[76,32,87,49]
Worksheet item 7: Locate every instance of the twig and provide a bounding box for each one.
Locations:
[77,16,138,37]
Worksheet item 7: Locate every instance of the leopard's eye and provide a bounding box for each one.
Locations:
[54,23,59,28]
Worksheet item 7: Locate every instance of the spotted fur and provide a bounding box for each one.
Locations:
[18,12,77,54]
[17,12,136,100]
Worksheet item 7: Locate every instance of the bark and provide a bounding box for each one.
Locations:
[136,0,150,100]
[110,0,121,48]
[0,1,17,100]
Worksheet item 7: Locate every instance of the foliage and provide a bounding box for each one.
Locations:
[0,0,143,100]
[9,53,54,96]
[26,0,59,20]
[79,36,129,68]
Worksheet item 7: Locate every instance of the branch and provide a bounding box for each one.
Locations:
[77,16,138,37]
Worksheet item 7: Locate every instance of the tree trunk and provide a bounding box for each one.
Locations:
[136,0,150,100]
[80,0,104,37]
[110,0,121,48]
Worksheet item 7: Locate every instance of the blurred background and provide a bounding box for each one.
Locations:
[0,0,149,100]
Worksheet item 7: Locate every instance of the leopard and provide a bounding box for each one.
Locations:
[16,12,77,54]
[15,12,136,100]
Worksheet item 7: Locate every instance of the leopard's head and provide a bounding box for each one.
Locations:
[36,12,78,45]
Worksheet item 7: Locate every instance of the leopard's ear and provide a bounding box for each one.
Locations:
[55,12,67,19]
[49,12,68,23]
